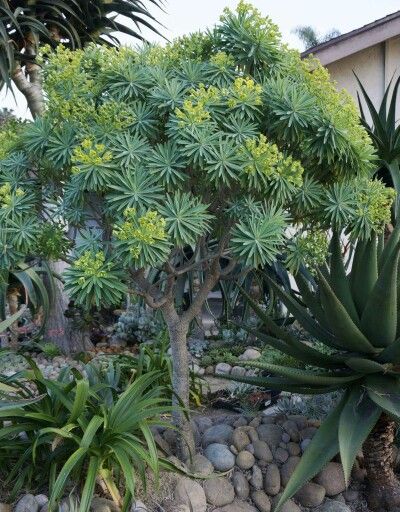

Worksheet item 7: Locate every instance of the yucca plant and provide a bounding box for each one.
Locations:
[223,226,400,511]
[0,359,179,512]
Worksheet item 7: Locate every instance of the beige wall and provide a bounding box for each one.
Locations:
[325,36,400,114]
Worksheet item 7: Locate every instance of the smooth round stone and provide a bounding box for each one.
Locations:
[271,494,301,512]
[204,477,235,507]
[250,464,264,490]
[315,499,351,512]
[253,440,273,462]
[282,433,290,443]
[232,471,250,499]
[264,463,281,496]
[274,447,289,463]
[294,482,326,507]
[204,443,235,471]
[280,457,301,486]
[190,453,214,476]
[257,424,283,449]
[251,490,271,512]
[233,417,248,428]
[202,424,233,447]
[314,462,346,496]
[282,420,300,442]
[215,500,258,512]
[15,495,39,512]
[232,428,251,451]
[236,450,255,470]
[287,442,301,456]
[174,477,207,512]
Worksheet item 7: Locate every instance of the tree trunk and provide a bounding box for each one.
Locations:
[162,305,195,461]
[364,413,400,510]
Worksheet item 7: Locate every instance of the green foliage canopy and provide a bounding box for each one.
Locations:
[0,1,390,310]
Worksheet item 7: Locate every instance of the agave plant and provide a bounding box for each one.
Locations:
[356,74,400,215]
[223,226,400,511]
[0,359,179,512]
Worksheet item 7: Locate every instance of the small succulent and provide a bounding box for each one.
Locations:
[114,303,164,344]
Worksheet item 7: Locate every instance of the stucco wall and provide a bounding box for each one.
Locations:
[325,36,400,114]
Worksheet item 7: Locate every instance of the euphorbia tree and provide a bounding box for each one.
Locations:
[0,2,377,457]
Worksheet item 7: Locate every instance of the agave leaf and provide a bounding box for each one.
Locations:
[294,272,331,332]
[329,230,359,324]
[361,240,400,347]
[317,271,376,354]
[264,275,340,349]
[240,360,361,386]
[275,394,347,512]
[339,387,381,484]
[350,239,366,311]
[0,306,26,333]
[379,221,400,271]
[365,374,400,419]
[345,357,388,374]
[352,235,378,316]
[376,336,400,363]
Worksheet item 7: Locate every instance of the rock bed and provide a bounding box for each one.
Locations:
[162,411,366,512]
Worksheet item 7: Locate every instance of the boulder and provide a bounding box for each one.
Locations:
[204,477,235,507]
[294,482,326,507]
[204,443,235,471]
[314,462,346,496]
[174,477,207,512]
[15,495,39,512]
[236,450,255,470]
[202,424,233,446]
[264,463,281,496]
[251,490,271,512]
[232,470,250,499]
[253,440,273,462]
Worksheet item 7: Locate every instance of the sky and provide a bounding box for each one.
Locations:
[2,0,400,118]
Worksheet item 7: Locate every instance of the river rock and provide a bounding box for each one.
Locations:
[35,496,48,508]
[239,349,261,361]
[0,505,11,512]
[15,495,39,512]
[271,494,301,512]
[257,424,283,449]
[253,440,273,462]
[190,453,214,476]
[314,462,346,496]
[231,366,247,377]
[294,482,326,507]
[274,447,289,463]
[264,463,281,496]
[203,424,233,446]
[232,470,250,499]
[280,456,301,486]
[131,500,148,511]
[287,442,301,456]
[250,464,264,489]
[204,443,235,471]
[282,420,300,442]
[315,499,351,512]
[215,362,232,375]
[232,429,251,451]
[233,417,248,428]
[91,497,120,512]
[252,490,271,512]
[204,477,235,507]
[214,500,258,512]
[236,450,255,470]
[174,477,207,512]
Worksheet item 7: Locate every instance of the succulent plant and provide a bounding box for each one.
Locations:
[224,225,400,511]
[114,303,164,345]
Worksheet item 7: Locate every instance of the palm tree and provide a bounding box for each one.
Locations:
[0,0,163,351]
[1,0,163,116]
[293,25,341,50]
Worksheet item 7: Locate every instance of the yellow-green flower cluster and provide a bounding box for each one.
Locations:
[74,251,109,284]
[356,180,396,234]
[227,77,262,109]
[96,101,135,131]
[242,135,303,186]
[114,208,167,260]
[210,52,235,70]
[0,183,24,207]
[71,138,113,173]
[189,84,222,106]
[175,100,211,127]
[286,230,329,274]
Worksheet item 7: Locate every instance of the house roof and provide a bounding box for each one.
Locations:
[301,10,400,65]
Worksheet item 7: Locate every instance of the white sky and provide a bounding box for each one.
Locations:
[2,0,400,118]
